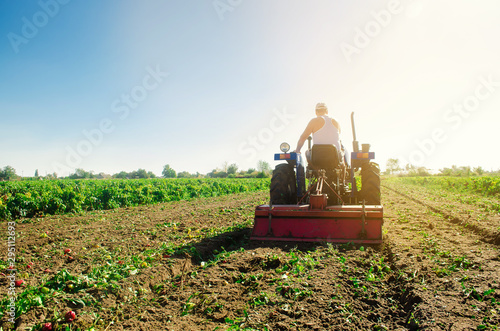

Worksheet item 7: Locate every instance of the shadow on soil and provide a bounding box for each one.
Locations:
[168,226,384,265]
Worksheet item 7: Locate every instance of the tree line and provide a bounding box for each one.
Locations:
[384,158,499,177]
[0,161,272,181]
[162,161,271,179]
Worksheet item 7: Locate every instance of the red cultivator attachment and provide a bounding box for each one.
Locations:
[251,112,383,244]
[251,203,383,244]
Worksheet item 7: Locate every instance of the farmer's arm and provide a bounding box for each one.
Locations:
[294,119,317,153]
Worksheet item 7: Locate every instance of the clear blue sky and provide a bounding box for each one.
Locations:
[1,0,499,177]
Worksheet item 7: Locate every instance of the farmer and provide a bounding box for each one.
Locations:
[293,103,344,163]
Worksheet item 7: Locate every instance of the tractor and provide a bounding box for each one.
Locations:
[251,112,383,243]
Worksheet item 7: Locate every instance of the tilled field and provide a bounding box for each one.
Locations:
[1,181,499,330]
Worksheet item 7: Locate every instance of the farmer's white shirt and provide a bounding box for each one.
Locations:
[312,115,341,153]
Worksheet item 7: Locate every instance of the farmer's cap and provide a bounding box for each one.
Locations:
[315,103,327,111]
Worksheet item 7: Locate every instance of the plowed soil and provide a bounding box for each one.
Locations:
[2,181,500,330]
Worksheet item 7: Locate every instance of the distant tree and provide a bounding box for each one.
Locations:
[34,169,39,177]
[460,166,471,176]
[130,169,148,179]
[215,171,228,178]
[113,171,129,179]
[473,166,484,176]
[247,170,259,178]
[408,167,430,177]
[246,168,256,174]
[96,172,111,179]
[257,160,271,175]
[227,163,238,175]
[162,164,176,178]
[0,166,17,180]
[440,165,490,177]
[45,172,57,180]
[404,164,415,172]
[438,167,453,176]
[177,171,192,178]
[490,169,500,176]
[69,168,94,179]
[147,171,156,178]
[385,158,401,175]
[256,171,268,178]
[208,169,227,178]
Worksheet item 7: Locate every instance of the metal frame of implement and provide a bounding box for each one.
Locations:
[251,204,383,244]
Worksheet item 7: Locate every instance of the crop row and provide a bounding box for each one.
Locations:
[0,178,270,220]
[384,176,500,198]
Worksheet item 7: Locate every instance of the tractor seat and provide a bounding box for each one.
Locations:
[310,144,341,170]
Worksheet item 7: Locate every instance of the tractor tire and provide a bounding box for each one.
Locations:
[270,163,297,204]
[360,162,381,205]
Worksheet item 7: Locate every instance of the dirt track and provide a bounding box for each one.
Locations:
[2,182,500,330]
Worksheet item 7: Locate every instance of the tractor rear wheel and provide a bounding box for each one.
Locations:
[270,163,297,204]
[360,162,381,205]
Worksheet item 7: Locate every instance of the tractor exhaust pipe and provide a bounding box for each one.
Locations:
[351,112,360,153]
